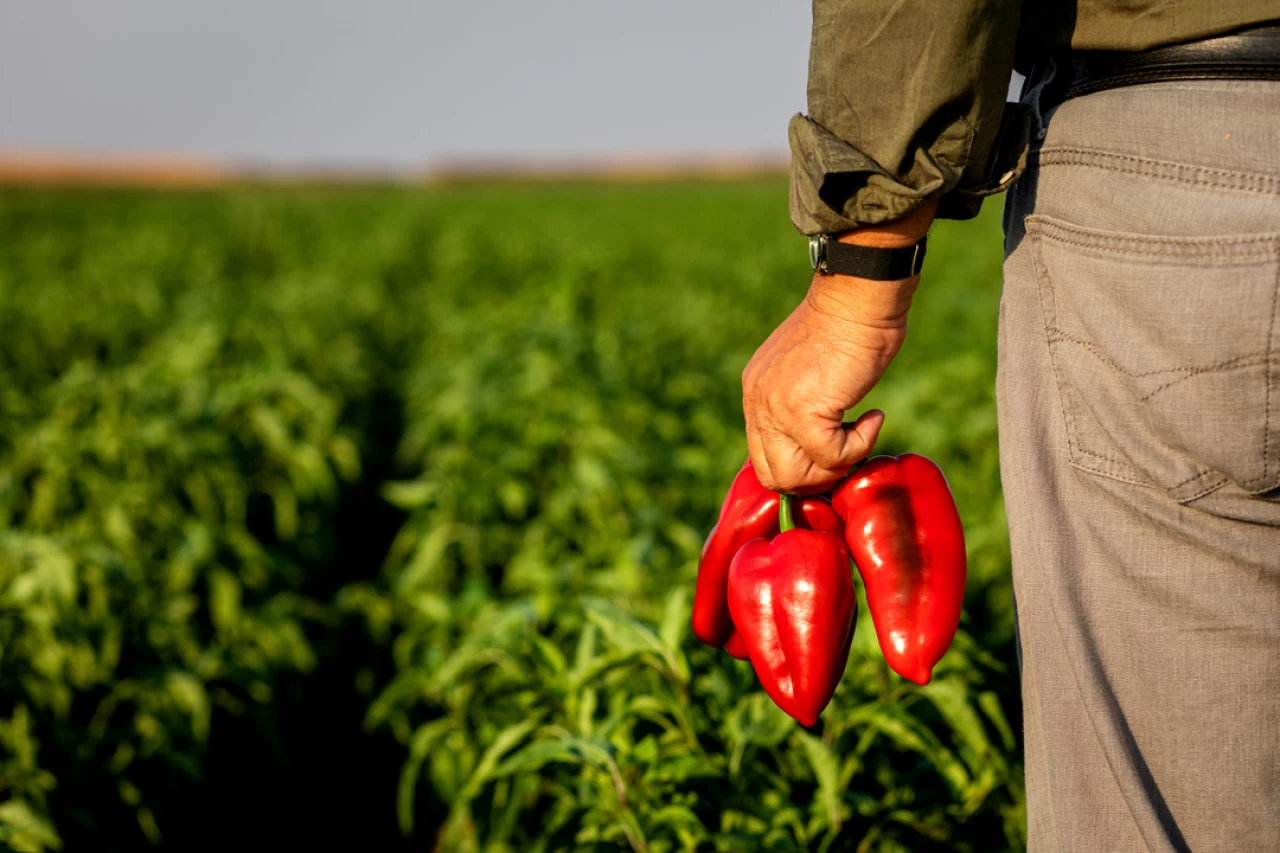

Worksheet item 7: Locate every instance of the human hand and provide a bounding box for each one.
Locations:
[742,201,936,493]
[742,273,916,492]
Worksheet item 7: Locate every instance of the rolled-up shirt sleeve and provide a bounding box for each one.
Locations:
[790,0,1026,234]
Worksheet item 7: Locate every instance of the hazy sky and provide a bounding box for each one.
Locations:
[0,1,812,168]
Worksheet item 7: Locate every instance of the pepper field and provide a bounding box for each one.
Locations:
[0,182,1022,852]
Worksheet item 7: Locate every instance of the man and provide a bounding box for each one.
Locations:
[743,3,1280,850]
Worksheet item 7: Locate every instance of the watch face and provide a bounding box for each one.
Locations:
[808,236,823,271]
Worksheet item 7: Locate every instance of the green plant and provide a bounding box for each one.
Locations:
[0,182,1021,851]
[350,185,1023,850]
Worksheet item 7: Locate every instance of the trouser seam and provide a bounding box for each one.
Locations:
[1262,254,1279,487]
[1036,146,1280,194]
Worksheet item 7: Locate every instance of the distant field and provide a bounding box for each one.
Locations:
[0,182,1021,852]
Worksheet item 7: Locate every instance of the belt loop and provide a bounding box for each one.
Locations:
[1021,56,1069,143]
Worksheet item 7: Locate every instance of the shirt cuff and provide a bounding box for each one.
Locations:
[788,104,1031,236]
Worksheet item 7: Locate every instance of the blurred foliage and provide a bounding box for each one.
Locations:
[0,189,424,849]
[0,182,1019,851]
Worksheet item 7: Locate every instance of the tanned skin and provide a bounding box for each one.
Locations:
[742,199,938,493]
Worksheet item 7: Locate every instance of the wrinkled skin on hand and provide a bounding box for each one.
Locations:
[743,201,935,494]
[742,274,914,494]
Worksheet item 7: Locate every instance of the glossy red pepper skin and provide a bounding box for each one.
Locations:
[692,460,844,657]
[722,629,750,661]
[726,527,855,726]
[830,454,966,685]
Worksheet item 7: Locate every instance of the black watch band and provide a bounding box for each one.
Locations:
[808,233,928,280]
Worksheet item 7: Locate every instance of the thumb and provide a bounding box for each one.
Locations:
[844,409,885,462]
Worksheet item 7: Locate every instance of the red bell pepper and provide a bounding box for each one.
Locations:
[727,494,855,726]
[830,454,966,685]
[692,459,843,659]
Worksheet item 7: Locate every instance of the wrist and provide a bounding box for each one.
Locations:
[805,281,910,371]
[801,199,933,347]
[806,272,915,338]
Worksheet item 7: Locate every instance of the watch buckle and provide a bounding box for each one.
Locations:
[808,235,827,274]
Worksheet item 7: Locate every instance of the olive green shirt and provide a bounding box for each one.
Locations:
[790,0,1280,234]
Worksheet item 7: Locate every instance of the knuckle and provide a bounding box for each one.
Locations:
[767,461,803,492]
[809,448,841,470]
[764,473,790,492]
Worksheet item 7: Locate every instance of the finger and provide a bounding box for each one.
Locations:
[757,421,794,493]
[758,425,843,495]
[745,417,777,490]
[794,409,885,471]
[845,408,885,460]
[780,457,850,494]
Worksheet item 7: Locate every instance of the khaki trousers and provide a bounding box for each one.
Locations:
[1000,80,1280,852]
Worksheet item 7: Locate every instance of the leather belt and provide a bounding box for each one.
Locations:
[1065,22,1280,101]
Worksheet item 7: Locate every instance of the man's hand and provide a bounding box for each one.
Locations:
[742,201,936,493]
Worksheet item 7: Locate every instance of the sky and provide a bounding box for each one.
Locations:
[0,1,813,169]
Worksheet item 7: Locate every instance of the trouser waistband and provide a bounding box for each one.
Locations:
[1064,22,1280,101]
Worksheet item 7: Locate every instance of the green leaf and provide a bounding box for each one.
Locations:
[647,803,707,840]
[397,718,455,835]
[727,693,795,749]
[583,596,688,686]
[920,678,994,774]
[555,737,630,807]
[530,634,568,679]
[978,690,1016,751]
[165,673,210,742]
[394,523,455,592]
[456,719,539,804]
[658,586,689,653]
[492,738,582,778]
[572,621,599,678]
[853,705,970,796]
[572,649,666,691]
[208,570,241,634]
[641,753,721,785]
[381,479,439,510]
[795,732,843,832]
[0,800,63,853]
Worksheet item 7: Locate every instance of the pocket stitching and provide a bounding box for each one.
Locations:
[1138,354,1270,401]
[1030,228,1079,467]
[1027,215,1279,260]
[1035,147,1280,197]
[1029,230,1156,487]
[1027,217,1257,498]
[1045,330,1269,380]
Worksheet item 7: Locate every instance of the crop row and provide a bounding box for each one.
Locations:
[0,184,1022,852]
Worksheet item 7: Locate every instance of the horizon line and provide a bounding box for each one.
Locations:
[0,148,791,187]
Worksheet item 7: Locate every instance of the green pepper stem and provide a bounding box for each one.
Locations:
[778,493,795,533]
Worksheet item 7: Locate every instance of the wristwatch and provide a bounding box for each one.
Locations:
[808,233,928,280]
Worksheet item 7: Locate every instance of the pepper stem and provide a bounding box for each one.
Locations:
[778,493,795,533]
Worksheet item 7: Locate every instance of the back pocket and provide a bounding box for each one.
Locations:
[1027,215,1280,501]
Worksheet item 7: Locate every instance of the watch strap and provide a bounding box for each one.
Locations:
[815,234,928,280]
